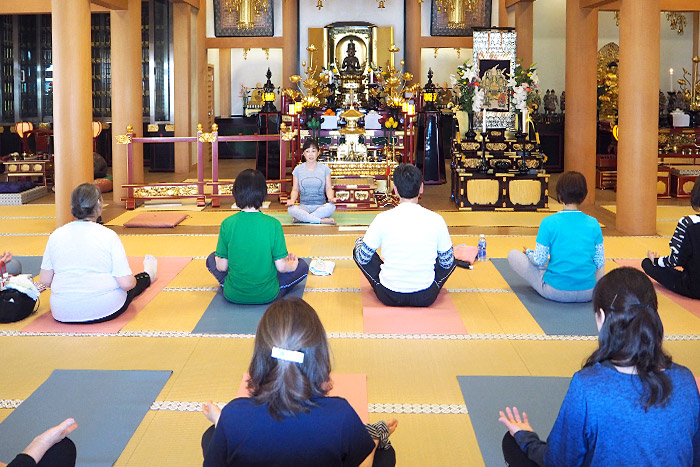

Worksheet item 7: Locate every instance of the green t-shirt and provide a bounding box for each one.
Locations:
[215,211,288,304]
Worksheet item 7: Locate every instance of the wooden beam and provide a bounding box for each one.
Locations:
[599,0,700,10]
[580,0,616,8]
[505,0,534,8]
[205,37,285,49]
[91,0,127,9]
[0,0,114,13]
[419,36,474,48]
[171,0,200,8]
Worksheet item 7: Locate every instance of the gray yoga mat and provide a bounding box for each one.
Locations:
[491,258,598,336]
[193,272,308,335]
[457,375,571,467]
[10,255,43,277]
[0,369,172,467]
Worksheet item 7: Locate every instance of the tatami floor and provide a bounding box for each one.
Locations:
[1,159,699,466]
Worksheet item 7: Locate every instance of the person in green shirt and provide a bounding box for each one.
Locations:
[206,169,308,304]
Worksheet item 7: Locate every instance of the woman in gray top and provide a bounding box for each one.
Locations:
[286,138,338,224]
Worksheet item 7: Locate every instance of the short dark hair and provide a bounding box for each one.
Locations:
[392,163,422,199]
[302,138,320,152]
[247,298,331,420]
[586,267,672,410]
[555,171,588,205]
[233,169,267,209]
[690,176,700,211]
[71,183,102,220]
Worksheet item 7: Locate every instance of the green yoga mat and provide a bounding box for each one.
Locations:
[267,211,379,226]
[0,369,172,466]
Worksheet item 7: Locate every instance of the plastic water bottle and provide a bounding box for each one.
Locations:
[477,234,487,262]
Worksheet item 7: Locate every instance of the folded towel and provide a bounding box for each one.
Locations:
[309,259,335,276]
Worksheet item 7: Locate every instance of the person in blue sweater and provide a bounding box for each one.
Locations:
[507,171,605,302]
[498,267,700,466]
[200,297,398,467]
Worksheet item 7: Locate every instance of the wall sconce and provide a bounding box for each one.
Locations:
[261,68,277,113]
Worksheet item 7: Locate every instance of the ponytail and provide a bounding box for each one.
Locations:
[587,268,673,410]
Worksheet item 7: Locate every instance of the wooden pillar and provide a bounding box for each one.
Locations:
[219,48,232,117]
[693,12,699,58]
[499,0,508,27]
[405,0,421,79]
[514,1,534,66]
[173,3,192,173]
[282,0,298,87]
[564,0,598,205]
[52,0,93,226]
[196,0,208,132]
[616,0,659,235]
[111,0,143,206]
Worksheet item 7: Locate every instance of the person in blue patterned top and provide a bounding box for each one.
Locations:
[507,171,605,302]
[498,267,700,467]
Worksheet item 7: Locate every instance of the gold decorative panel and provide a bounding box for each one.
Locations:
[147,124,159,133]
[682,181,695,194]
[133,184,199,198]
[657,180,667,195]
[509,180,542,206]
[466,179,500,205]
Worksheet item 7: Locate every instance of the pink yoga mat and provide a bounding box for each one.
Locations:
[236,373,369,422]
[361,277,467,335]
[614,259,700,319]
[21,256,191,334]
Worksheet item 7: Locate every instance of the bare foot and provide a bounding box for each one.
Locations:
[320,218,336,225]
[386,418,398,435]
[291,218,301,223]
[143,254,158,283]
[202,401,222,427]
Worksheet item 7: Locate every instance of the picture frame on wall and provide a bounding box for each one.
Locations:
[213,0,274,37]
[430,0,492,37]
[473,28,516,130]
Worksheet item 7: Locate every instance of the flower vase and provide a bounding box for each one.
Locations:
[465,112,477,140]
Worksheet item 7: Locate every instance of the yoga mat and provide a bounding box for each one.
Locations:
[11,255,43,277]
[615,259,700,319]
[361,278,467,335]
[457,375,571,467]
[192,270,308,335]
[491,258,597,336]
[235,373,369,423]
[0,369,172,466]
[21,256,191,334]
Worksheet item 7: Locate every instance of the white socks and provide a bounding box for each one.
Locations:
[143,255,158,284]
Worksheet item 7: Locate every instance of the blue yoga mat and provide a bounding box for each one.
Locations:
[193,273,308,335]
[11,255,43,277]
[457,375,571,467]
[491,258,597,336]
[0,369,171,467]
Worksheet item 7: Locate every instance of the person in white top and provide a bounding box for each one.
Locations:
[39,183,158,323]
[353,164,455,307]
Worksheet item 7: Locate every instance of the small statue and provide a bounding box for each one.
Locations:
[531,89,541,113]
[659,90,668,116]
[559,91,565,113]
[341,40,361,74]
[543,89,557,115]
[326,81,337,109]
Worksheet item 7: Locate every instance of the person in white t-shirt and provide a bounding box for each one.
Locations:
[353,164,455,307]
[39,183,158,323]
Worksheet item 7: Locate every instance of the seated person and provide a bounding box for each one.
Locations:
[643,176,700,299]
[39,183,157,323]
[1,251,22,276]
[498,267,700,466]
[201,297,397,466]
[507,171,604,303]
[4,418,77,467]
[206,169,308,304]
[353,164,455,307]
[286,138,337,225]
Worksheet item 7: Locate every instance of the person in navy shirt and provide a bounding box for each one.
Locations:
[200,297,397,467]
[498,267,700,466]
[508,171,605,303]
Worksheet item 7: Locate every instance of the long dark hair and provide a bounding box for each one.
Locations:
[247,298,331,419]
[585,267,673,410]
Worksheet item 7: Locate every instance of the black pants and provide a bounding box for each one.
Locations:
[201,425,396,466]
[78,272,151,324]
[641,258,700,299]
[354,247,456,307]
[9,437,76,467]
[502,432,541,467]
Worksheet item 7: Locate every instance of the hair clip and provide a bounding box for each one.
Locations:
[271,347,304,364]
[609,293,618,309]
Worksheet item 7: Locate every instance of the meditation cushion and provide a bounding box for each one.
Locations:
[94,178,113,193]
[0,181,36,193]
[123,212,188,228]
